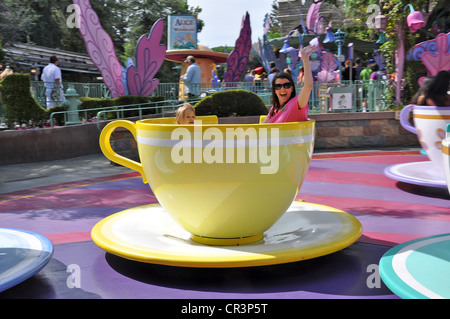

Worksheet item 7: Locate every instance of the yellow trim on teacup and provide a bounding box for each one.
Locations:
[443,144,450,156]
[136,120,316,140]
[414,114,450,120]
[136,117,315,132]
[137,116,219,131]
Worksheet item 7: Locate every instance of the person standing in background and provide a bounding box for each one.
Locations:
[41,56,65,109]
[353,58,364,80]
[342,60,356,81]
[268,67,280,87]
[297,66,305,84]
[359,59,375,112]
[180,55,202,98]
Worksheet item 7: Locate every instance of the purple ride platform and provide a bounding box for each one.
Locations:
[0,149,449,299]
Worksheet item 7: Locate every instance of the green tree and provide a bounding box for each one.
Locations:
[0,0,126,56]
[0,41,4,63]
[120,0,204,83]
[0,0,204,83]
[340,0,446,105]
[0,0,34,47]
[122,0,203,60]
[268,0,281,40]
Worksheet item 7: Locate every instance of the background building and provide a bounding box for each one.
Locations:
[2,43,100,82]
[277,0,347,35]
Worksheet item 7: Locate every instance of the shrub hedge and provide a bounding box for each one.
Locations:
[0,73,46,128]
[194,89,268,117]
[0,73,167,128]
[1,77,265,129]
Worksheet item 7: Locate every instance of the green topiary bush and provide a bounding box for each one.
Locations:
[78,97,116,119]
[0,73,46,128]
[114,95,150,106]
[194,89,268,117]
[114,95,165,117]
[45,105,66,126]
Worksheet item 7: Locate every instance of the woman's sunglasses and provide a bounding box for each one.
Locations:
[274,82,293,90]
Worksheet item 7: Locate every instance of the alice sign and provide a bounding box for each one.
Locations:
[168,15,198,50]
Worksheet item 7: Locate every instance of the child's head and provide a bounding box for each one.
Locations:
[176,103,196,124]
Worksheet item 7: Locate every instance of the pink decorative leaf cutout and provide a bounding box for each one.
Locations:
[407,32,450,61]
[421,33,450,75]
[306,3,322,34]
[316,52,337,81]
[223,12,252,83]
[126,19,166,96]
[73,0,124,98]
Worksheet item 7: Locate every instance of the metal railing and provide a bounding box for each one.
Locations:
[49,98,193,129]
[95,101,185,130]
[44,79,388,129]
[309,79,389,113]
[31,81,110,107]
[128,79,387,112]
[31,79,388,108]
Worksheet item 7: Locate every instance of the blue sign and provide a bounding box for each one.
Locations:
[168,15,198,50]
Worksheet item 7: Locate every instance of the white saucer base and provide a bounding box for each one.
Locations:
[0,228,53,293]
[384,161,447,188]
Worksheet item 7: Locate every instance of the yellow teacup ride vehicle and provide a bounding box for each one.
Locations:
[93,116,361,267]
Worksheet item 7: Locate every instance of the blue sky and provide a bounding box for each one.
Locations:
[187,0,274,48]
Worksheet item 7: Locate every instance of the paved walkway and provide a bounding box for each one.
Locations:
[0,147,421,194]
[0,154,132,194]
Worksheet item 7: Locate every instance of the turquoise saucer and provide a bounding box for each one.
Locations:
[380,233,450,299]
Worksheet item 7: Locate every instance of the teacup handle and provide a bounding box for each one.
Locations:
[399,104,417,134]
[99,120,148,183]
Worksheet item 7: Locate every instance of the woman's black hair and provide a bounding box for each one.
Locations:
[410,76,435,105]
[425,70,450,106]
[270,72,296,117]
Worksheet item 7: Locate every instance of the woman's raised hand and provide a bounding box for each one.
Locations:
[299,45,319,59]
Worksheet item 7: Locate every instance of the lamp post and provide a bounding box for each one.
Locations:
[334,29,346,80]
[375,9,388,44]
[30,66,39,81]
